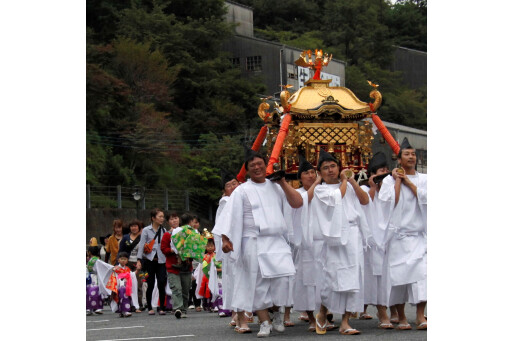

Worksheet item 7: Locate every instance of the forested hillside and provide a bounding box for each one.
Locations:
[86,0,426,203]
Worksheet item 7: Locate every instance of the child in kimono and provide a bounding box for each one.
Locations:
[107,252,134,317]
[86,244,104,315]
[198,236,228,315]
[198,238,216,312]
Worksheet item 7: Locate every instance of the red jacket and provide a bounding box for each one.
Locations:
[160,231,192,275]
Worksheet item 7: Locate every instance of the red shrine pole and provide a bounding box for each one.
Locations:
[265,114,292,176]
[236,125,268,182]
[371,113,400,155]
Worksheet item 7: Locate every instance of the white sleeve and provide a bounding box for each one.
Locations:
[417,174,427,205]
[218,187,245,262]
[378,175,395,203]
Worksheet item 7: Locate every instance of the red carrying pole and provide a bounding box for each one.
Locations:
[371,114,400,155]
[266,114,292,175]
[236,126,268,182]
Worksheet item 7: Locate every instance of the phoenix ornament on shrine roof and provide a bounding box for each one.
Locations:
[294,49,333,80]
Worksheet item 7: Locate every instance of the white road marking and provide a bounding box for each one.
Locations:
[87,326,144,332]
[95,335,194,341]
[86,320,110,323]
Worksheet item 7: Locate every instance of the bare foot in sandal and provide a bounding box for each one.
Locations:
[307,313,316,332]
[339,312,359,335]
[315,313,327,335]
[376,305,393,328]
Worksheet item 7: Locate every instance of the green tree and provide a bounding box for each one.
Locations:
[116,1,265,137]
[86,0,266,206]
[86,0,130,43]
[385,0,427,51]
[243,0,323,34]
[322,0,394,68]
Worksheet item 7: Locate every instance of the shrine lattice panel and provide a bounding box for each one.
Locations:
[297,125,359,146]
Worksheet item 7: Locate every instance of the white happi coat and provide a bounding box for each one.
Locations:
[379,173,427,305]
[310,182,372,314]
[215,179,296,312]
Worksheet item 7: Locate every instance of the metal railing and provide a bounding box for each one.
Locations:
[86,185,213,220]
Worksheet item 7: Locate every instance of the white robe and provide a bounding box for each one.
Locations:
[215,179,296,312]
[361,185,391,306]
[93,259,114,298]
[213,196,230,262]
[281,187,309,308]
[379,173,427,305]
[211,195,234,310]
[286,187,324,312]
[310,182,371,314]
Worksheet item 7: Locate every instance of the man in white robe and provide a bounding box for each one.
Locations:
[211,172,239,324]
[379,138,427,330]
[311,149,373,335]
[219,151,302,337]
[360,152,394,329]
[284,155,322,332]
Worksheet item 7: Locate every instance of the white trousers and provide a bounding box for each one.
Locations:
[230,237,292,312]
[293,240,323,312]
[388,277,427,306]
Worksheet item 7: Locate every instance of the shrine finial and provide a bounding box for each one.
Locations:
[295,49,332,80]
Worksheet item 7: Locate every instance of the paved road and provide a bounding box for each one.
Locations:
[86,305,426,341]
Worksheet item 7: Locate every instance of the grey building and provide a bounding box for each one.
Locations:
[224,1,346,98]
[225,0,254,37]
[391,46,427,90]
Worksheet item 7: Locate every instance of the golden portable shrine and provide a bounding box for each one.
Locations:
[237,50,400,186]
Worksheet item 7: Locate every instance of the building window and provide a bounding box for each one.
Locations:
[246,56,262,71]
[287,64,297,80]
[229,57,240,68]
